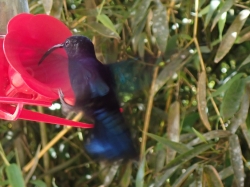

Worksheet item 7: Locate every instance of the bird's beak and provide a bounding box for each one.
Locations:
[38,43,64,65]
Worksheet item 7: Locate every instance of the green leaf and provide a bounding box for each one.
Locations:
[215,9,250,63]
[146,132,190,153]
[221,78,245,119]
[218,12,227,40]
[154,165,179,187]
[132,0,151,27]
[120,162,132,187]
[229,92,249,133]
[132,14,147,52]
[152,3,169,53]
[30,180,47,187]
[198,5,210,17]
[85,22,120,39]
[187,130,232,147]
[0,181,9,186]
[211,73,245,97]
[154,50,192,94]
[166,143,213,169]
[192,128,208,143]
[211,0,235,30]
[155,150,166,172]
[205,0,220,28]
[96,14,119,36]
[5,164,25,187]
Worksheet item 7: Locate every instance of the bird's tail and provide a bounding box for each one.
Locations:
[84,107,137,160]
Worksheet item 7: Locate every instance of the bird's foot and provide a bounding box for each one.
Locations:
[58,89,74,116]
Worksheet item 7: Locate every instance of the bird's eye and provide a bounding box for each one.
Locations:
[65,40,70,47]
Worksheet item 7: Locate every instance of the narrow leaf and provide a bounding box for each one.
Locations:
[154,165,179,187]
[192,128,208,143]
[30,180,46,187]
[221,79,245,119]
[198,5,210,17]
[189,164,203,187]
[132,0,151,27]
[5,164,25,187]
[197,71,211,130]
[86,22,120,39]
[211,0,235,30]
[172,163,198,187]
[218,12,227,40]
[236,26,250,44]
[166,143,213,169]
[167,101,180,163]
[41,0,53,14]
[120,161,132,187]
[218,166,234,180]
[215,9,250,63]
[154,50,191,94]
[155,150,166,172]
[147,132,190,153]
[205,0,220,28]
[103,164,120,186]
[50,0,63,18]
[96,14,119,36]
[132,15,147,52]
[211,73,245,97]
[187,130,231,147]
[152,3,169,53]
[229,92,249,133]
[229,135,245,187]
[238,54,250,70]
[203,165,224,187]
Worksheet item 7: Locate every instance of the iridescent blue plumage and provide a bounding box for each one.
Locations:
[39,36,137,160]
[85,107,137,160]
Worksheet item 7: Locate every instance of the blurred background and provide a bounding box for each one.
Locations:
[1,0,250,186]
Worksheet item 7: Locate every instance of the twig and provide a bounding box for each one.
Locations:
[23,112,83,172]
[140,66,159,160]
[208,91,225,130]
[193,0,205,72]
[63,0,69,19]
[70,16,87,28]
[0,143,9,166]
[193,0,224,129]
[24,145,41,184]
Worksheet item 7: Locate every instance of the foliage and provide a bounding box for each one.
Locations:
[2,0,250,186]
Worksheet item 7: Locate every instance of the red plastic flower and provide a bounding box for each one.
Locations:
[4,13,74,104]
[0,13,93,128]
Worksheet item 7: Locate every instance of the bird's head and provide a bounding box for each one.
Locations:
[38,36,95,65]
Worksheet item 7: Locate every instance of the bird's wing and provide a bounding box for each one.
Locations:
[69,60,109,102]
[89,75,109,98]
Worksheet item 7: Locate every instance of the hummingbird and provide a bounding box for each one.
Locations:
[39,36,137,160]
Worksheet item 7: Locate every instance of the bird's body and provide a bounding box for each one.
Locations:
[39,36,137,160]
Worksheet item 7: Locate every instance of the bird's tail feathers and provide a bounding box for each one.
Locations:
[84,107,137,160]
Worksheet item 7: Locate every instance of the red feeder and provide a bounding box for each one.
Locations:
[0,14,93,128]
